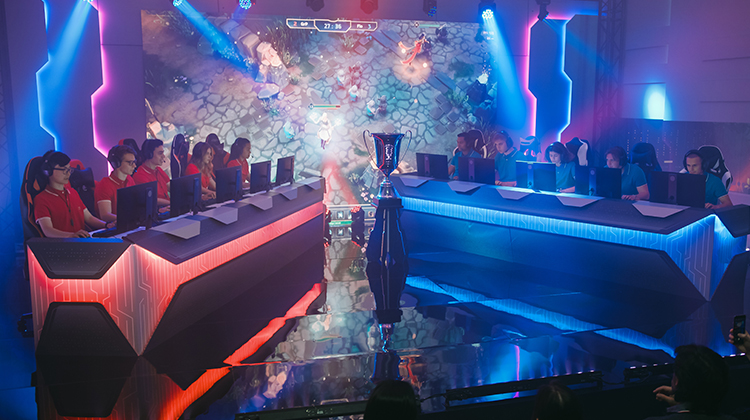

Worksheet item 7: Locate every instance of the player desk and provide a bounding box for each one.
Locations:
[391,174,749,328]
[27,177,326,364]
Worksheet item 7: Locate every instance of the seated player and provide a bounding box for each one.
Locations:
[206,133,228,171]
[34,151,111,238]
[606,146,649,201]
[491,131,518,187]
[95,145,137,222]
[448,132,482,179]
[684,150,733,209]
[227,137,252,187]
[186,142,216,199]
[133,139,170,206]
[546,142,576,193]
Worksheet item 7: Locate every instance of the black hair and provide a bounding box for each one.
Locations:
[531,381,583,420]
[140,139,164,165]
[37,150,71,190]
[364,380,419,420]
[545,142,573,164]
[229,137,251,162]
[605,146,628,167]
[672,344,729,415]
[107,145,136,169]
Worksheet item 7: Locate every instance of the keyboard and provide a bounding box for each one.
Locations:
[27,239,130,279]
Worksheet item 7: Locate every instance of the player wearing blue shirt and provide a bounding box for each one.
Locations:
[545,142,575,192]
[491,131,518,186]
[449,132,482,179]
[684,150,733,209]
[606,146,649,201]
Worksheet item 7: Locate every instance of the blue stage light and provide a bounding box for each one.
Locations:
[173,0,183,6]
[239,0,253,9]
[482,9,494,19]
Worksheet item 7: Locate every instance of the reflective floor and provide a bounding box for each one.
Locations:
[35,235,748,420]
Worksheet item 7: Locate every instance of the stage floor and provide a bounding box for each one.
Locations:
[32,236,749,419]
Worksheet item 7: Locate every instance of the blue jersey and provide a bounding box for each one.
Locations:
[621,163,647,196]
[704,173,728,205]
[555,162,576,190]
[495,149,518,183]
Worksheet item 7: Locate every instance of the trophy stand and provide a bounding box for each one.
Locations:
[363,131,410,382]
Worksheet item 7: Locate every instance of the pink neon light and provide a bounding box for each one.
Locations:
[159,283,323,420]
[521,14,573,138]
[89,2,110,159]
[28,202,325,354]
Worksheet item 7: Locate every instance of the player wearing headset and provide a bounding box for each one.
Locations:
[95,145,137,222]
[132,139,170,206]
[683,150,733,209]
[606,146,650,201]
[33,151,111,238]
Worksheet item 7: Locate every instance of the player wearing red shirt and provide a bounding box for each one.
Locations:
[227,137,252,188]
[186,142,216,199]
[96,145,137,222]
[133,139,170,206]
[33,151,110,238]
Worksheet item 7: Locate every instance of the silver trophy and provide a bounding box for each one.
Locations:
[362,130,412,199]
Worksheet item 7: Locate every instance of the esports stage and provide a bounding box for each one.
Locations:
[25,174,750,419]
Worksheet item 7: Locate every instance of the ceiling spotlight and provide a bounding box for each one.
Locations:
[361,0,378,14]
[306,0,324,12]
[239,0,255,9]
[478,0,496,21]
[173,0,183,6]
[423,0,437,17]
[536,0,550,20]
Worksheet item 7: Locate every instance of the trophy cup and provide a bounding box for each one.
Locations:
[362,131,411,382]
[364,131,411,199]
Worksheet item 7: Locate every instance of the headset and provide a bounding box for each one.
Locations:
[683,149,708,172]
[107,145,136,169]
[606,146,628,167]
[140,139,163,162]
[40,155,52,177]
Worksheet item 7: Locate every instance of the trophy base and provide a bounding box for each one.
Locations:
[378,178,396,199]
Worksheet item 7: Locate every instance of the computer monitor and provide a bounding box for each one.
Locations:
[416,153,449,180]
[214,166,242,204]
[457,156,495,185]
[170,173,201,218]
[650,171,705,207]
[515,161,556,192]
[249,160,272,193]
[116,181,158,233]
[275,156,295,186]
[575,166,622,199]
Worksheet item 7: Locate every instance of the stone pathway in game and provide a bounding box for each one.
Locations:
[149,16,487,205]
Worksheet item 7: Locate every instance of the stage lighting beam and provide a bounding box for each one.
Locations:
[478,0,496,21]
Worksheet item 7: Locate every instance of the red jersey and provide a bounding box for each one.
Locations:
[95,172,136,215]
[186,163,211,189]
[34,186,87,234]
[227,159,249,182]
[133,164,170,200]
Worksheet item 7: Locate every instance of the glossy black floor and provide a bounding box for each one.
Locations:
[31,233,750,420]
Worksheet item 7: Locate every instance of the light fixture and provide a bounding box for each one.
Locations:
[478,0,496,20]
[239,0,255,9]
[423,0,437,17]
[536,0,550,20]
[173,0,183,6]
[306,0,324,12]
[361,0,378,14]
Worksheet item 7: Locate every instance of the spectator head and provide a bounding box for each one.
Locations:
[672,344,729,414]
[531,381,582,420]
[364,380,419,420]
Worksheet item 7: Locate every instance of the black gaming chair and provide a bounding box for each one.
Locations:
[69,167,97,217]
[630,142,661,187]
[20,156,45,240]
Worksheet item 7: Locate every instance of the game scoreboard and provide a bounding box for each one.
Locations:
[286,18,378,33]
